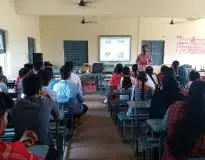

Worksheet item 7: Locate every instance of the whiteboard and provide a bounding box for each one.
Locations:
[99,36,131,62]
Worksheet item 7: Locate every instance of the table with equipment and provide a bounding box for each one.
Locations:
[78,73,104,95]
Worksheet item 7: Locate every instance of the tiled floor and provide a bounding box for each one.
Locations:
[68,95,134,160]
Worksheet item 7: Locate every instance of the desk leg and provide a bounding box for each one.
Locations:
[57,134,64,160]
[100,75,103,95]
[131,119,134,144]
[135,122,139,155]
[106,81,108,96]
[56,121,64,160]
[94,75,97,94]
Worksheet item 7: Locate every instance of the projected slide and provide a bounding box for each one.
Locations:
[99,36,131,62]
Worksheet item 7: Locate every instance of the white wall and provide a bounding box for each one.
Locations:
[139,18,205,69]
[40,16,205,69]
[0,0,40,79]
[40,16,139,66]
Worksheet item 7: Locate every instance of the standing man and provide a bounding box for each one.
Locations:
[136,45,152,71]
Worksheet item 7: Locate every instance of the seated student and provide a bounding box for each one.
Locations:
[15,67,29,99]
[0,92,41,160]
[24,63,35,75]
[171,60,180,78]
[131,64,138,85]
[121,66,132,89]
[150,67,184,118]
[158,65,169,82]
[0,76,8,93]
[105,63,123,103]
[109,63,124,90]
[12,74,59,147]
[162,80,205,160]
[131,71,152,101]
[145,66,160,91]
[120,67,132,101]
[44,61,53,68]
[0,66,7,84]
[53,66,87,122]
[186,70,200,90]
[38,67,56,101]
[45,63,59,91]
[178,65,189,88]
[64,61,82,92]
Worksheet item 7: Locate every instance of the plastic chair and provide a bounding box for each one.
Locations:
[58,103,75,135]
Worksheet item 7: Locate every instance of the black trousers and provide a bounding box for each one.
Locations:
[65,104,88,129]
[74,104,88,119]
[45,146,58,160]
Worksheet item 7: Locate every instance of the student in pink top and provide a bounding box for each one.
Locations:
[136,45,152,71]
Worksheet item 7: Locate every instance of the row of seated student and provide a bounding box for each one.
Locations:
[109,62,205,159]
[0,61,88,160]
[108,63,159,102]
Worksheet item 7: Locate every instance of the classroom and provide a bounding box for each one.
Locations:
[0,0,205,159]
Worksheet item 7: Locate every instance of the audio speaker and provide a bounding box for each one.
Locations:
[33,53,43,71]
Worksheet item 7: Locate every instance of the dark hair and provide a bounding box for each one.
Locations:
[23,74,42,97]
[172,61,180,74]
[65,61,74,72]
[38,67,53,86]
[24,63,34,70]
[164,67,176,80]
[44,61,53,67]
[132,64,138,78]
[60,66,70,80]
[0,92,14,117]
[145,66,153,75]
[142,45,148,49]
[114,63,123,74]
[122,67,132,89]
[168,80,205,157]
[137,72,148,100]
[0,66,2,73]
[122,67,130,76]
[189,70,200,81]
[160,65,169,74]
[19,68,29,78]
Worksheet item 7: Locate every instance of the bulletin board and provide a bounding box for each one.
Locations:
[176,36,205,54]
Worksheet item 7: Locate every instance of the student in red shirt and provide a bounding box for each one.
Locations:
[0,92,42,160]
[106,63,123,103]
[109,63,123,90]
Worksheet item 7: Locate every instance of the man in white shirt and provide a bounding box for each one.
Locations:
[145,66,160,91]
[65,61,82,92]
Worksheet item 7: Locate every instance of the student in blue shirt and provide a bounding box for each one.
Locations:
[53,66,87,121]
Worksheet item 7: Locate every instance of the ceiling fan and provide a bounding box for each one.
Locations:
[170,17,175,25]
[81,17,96,24]
[78,0,93,7]
[170,17,202,25]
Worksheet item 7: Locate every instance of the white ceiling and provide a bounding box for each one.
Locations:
[14,0,205,17]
